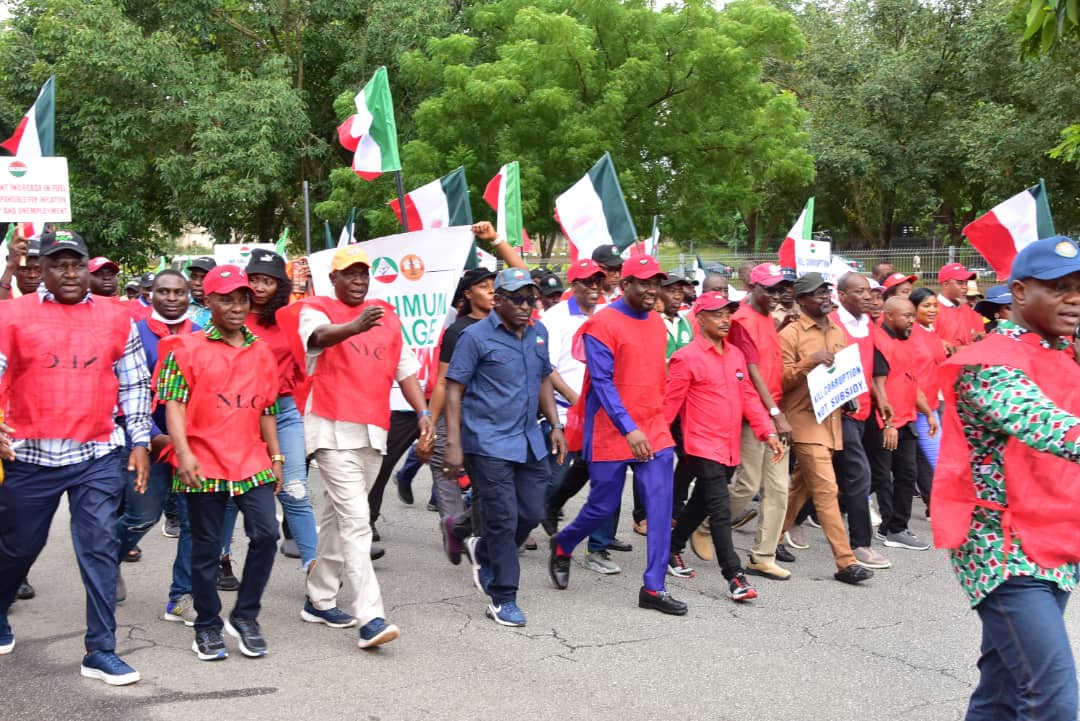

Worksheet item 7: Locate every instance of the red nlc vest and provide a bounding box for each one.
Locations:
[247,312,303,397]
[572,307,673,462]
[932,332,1080,569]
[829,311,876,422]
[0,294,131,442]
[874,328,919,428]
[284,295,403,430]
[157,332,279,481]
[732,303,782,404]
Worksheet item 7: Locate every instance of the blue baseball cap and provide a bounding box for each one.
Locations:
[494,267,537,292]
[974,284,1012,319]
[1010,235,1080,283]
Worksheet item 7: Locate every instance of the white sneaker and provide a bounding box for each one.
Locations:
[580,549,621,575]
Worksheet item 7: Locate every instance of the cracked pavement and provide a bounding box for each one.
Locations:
[5,465,1078,721]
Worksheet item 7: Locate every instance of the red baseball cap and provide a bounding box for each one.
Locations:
[938,262,976,283]
[749,263,788,287]
[88,257,119,274]
[567,258,605,282]
[620,254,667,281]
[882,272,918,291]
[203,265,252,296]
[693,292,739,314]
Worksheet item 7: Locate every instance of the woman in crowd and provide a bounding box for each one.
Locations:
[908,287,947,513]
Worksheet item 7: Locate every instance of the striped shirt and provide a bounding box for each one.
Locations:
[157,323,277,495]
[0,289,152,467]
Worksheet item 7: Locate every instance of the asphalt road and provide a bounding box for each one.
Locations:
[4,464,1074,721]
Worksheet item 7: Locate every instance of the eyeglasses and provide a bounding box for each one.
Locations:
[499,292,538,306]
[574,278,603,289]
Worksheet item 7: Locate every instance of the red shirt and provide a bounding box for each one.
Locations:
[247,312,303,397]
[910,323,947,404]
[663,335,773,465]
[936,300,984,348]
[731,303,782,403]
[876,328,919,428]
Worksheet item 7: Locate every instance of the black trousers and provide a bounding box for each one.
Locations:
[831,415,873,548]
[865,421,919,535]
[671,456,742,580]
[187,484,278,633]
[368,410,420,524]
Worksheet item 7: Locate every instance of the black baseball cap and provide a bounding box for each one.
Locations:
[537,272,564,296]
[591,244,623,269]
[245,250,289,282]
[39,230,88,258]
[660,275,691,287]
[792,272,831,295]
[452,268,497,307]
[140,272,155,288]
[188,256,216,273]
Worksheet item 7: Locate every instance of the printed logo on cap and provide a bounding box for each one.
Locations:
[1055,241,1078,258]
[639,258,649,265]
[767,264,781,276]
[372,256,399,284]
[220,270,232,278]
[8,160,27,178]
[400,253,425,281]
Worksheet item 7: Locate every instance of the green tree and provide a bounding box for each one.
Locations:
[322,0,815,255]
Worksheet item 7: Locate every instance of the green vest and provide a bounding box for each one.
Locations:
[665,314,693,359]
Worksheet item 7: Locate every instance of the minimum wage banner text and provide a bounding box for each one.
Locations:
[308,226,474,409]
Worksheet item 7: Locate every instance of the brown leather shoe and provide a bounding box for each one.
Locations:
[745,556,791,581]
[690,523,714,561]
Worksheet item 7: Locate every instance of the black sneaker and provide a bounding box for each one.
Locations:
[225,615,267,657]
[834,563,874,585]
[727,573,758,602]
[548,537,571,590]
[396,472,414,505]
[775,543,796,563]
[540,514,558,537]
[370,544,386,561]
[216,557,240,592]
[667,552,696,579]
[192,628,228,661]
[638,587,688,616]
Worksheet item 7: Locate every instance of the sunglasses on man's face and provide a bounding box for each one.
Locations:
[500,292,538,306]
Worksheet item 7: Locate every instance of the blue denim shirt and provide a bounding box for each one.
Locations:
[446,311,552,463]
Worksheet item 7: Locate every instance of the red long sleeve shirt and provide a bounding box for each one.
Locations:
[663,334,774,466]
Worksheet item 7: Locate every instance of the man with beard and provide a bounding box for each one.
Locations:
[869,297,937,551]
[549,255,687,615]
[778,273,873,585]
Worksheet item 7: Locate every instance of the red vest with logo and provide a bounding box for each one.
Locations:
[936,302,983,348]
[289,295,402,430]
[875,329,918,428]
[910,323,946,404]
[573,306,673,462]
[829,311,876,422]
[932,332,1080,568]
[0,294,131,442]
[158,332,279,480]
[732,304,782,404]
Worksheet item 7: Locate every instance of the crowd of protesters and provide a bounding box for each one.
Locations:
[0,223,1078,721]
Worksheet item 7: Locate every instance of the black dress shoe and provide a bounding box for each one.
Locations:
[540,516,558,536]
[607,538,633,553]
[370,544,386,561]
[16,579,35,600]
[396,474,414,505]
[774,543,796,563]
[426,500,438,512]
[638,587,688,616]
[124,546,142,563]
[548,537,570,590]
[372,524,380,543]
[834,563,874,585]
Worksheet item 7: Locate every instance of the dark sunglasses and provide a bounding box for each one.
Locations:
[499,292,538,306]
[574,277,603,288]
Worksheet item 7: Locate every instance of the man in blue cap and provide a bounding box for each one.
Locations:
[973,284,1012,332]
[444,267,566,627]
[934,236,1080,720]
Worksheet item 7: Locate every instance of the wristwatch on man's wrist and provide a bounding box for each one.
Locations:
[271,454,286,463]
[769,407,781,418]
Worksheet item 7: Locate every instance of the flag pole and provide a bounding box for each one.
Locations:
[394,170,410,232]
[303,180,312,257]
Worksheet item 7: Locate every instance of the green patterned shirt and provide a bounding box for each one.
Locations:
[950,320,1080,607]
[157,323,278,496]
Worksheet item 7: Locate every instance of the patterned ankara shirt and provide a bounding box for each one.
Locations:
[951,320,1080,607]
[157,323,278,495]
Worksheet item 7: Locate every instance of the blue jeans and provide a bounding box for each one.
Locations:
[915,410,940,469]
[396,443,424,486]
[966,574,1078,720]
[223,396,318,569]
[116,462,193,599]
[465,451,547,605]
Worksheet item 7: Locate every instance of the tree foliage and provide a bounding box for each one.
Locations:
[321,0,815,254]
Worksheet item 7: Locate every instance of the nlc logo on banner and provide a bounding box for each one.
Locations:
[308,226,474,409]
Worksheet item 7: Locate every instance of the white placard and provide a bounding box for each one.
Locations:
[213,243,276,268]
[806,344,867,423]
[0,157,71,223]
[307,226,475,409]
[795,238,831,278]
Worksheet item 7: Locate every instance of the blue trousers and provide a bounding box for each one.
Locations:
[186,484,279,632]
[557,448,674,592]
[966,574,1078,720]
[0,450,125,652]
[222,396,318,569]
[116,461,193,600]
[545,449,617,552]
[465,451,547,605]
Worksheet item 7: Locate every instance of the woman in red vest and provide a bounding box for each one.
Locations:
[933,236,1080,720]
[158,265,282,662]
[908,288,947,512]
